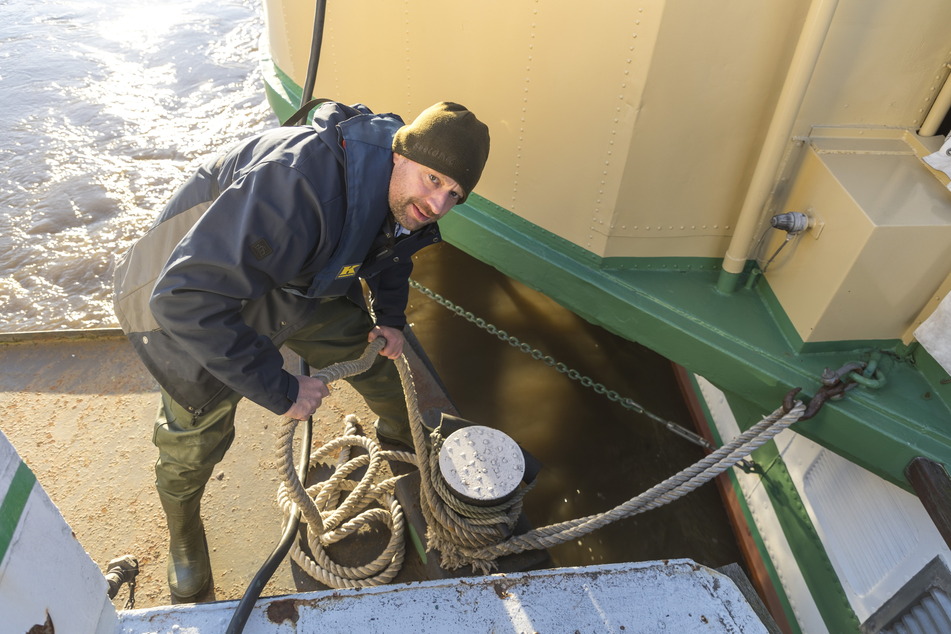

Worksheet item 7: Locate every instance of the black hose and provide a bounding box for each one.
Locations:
[279,0,326,127]
[299,0,327,108]
[225,358,313,634]
[228,4,326,629]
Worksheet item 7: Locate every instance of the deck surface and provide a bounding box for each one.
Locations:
[116,560,768,633]
[0,329,459,610]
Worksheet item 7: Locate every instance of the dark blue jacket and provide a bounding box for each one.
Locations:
[114,102,440,416]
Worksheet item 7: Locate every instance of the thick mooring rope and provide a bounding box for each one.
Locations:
[397,350,808,572]
[275,339,416,588]
[277,341,807,583]
[276,414,415,587]
[429,400,804,571]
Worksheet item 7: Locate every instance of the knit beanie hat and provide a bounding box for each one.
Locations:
[392,102,490,203]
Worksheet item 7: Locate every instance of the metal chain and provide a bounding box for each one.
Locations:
[125,576,136,610]
[409,279,716,451]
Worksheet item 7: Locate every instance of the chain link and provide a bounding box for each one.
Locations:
[409,279,716,451]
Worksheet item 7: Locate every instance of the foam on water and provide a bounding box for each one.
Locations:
[0,0,274,331]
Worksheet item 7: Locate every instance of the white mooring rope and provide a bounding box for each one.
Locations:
[276,342,807,585]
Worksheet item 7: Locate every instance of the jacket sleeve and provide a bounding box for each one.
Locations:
[150,161,326,415]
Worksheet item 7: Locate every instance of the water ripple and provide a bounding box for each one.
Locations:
[0,0,275,331]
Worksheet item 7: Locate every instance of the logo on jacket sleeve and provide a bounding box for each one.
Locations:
[250,238,273,260]
[336,264,361,278]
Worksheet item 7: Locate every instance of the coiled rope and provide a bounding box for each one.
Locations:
[275,339,416,588]
[277,340,807,583]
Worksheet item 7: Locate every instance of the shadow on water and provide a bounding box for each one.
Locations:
[407,241,744,571]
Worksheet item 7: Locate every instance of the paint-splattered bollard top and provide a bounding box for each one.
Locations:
[438,426,526,505]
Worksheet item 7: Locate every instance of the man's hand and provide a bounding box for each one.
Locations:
[368,325,405,359]
[283,375,330,420]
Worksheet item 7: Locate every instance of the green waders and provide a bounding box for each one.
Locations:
[284,297,412,448]
[154,389,239,601]
[152,297,411,601]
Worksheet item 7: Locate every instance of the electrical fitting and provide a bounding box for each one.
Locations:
[770,211,811,234]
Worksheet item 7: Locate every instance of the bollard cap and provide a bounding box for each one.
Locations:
[438,425,525,505]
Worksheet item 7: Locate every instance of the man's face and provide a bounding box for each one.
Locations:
[388,153,465,231]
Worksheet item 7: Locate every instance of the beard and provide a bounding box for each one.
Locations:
[388,196,435,232]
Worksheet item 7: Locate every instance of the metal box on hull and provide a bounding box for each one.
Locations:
[763,130,951,345]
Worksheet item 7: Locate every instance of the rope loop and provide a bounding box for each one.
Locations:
[278,290,815,580]
[276,341,415,589]
[277,414,417,588]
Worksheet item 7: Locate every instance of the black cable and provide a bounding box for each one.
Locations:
[281,97,332,127]
[226,358,313,634]
[279,0,326,126]
[299,0,326,111]
[227,3,328,628]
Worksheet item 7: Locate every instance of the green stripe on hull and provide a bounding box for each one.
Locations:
[0,462,36,565]
[723,393,861,633]
[684,373,803,634]
[261,57,304,124]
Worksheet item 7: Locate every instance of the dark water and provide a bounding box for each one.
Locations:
[408,243,742,569]
[0,0,742,572]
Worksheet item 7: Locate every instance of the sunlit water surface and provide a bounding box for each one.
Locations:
[0,0,274,330]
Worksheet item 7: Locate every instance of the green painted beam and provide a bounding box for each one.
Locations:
[440,198,951,491]
[753,445,860,633]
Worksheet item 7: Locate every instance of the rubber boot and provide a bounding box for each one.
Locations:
[374,417,414,450]
[159,493,211,602]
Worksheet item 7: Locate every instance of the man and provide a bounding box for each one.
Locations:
[113,101,490,602]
